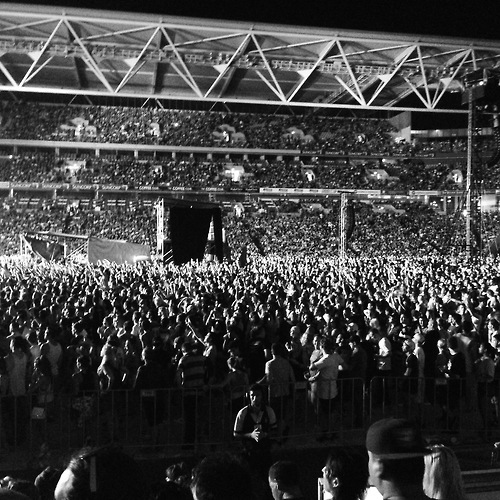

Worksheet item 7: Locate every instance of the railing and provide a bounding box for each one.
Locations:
[368,375,500,439]
[2,376,498,456]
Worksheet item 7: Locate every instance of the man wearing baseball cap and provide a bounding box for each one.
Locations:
[366,418,431,500]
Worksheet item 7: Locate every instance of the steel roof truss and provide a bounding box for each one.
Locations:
[204,33,251,98]
[368,45,416,105]
[430,49,471,107]
[0,16,62,40]
[335,40,366,105]
[248,37,334,58]
[286,38,337,102]
[415,45,433,108]
[402,75,430,108]
[160,26,202,98]
[21,55,55,86]
[251,33,286,101]
[63,19,114,93]
[173,32,248,49]
[0,59,17,86]
[84,23,160,43]
[19,18,62,86]
[115,26,160,92]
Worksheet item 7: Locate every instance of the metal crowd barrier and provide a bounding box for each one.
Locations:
[368,375,500,439]
[1,376,496,456]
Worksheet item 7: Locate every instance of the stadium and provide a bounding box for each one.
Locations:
[0,1,500,499]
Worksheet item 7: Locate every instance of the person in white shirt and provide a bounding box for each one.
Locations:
[308,337,345,441]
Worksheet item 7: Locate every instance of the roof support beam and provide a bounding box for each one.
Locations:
[63,18,114,93]
[431,49,471,108]
[19,18,62,86]
[160,26,202,98]
[204,33,251,98]
[251,32,286,102]
[0,59,18,86]
[286,39,337,102]
[115,26,160,92]
[368,45,416,105]
[335,40,366,105]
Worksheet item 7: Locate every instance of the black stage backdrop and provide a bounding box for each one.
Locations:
[170,205,223,265]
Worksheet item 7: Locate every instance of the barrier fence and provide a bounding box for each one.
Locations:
[1,376,498,456]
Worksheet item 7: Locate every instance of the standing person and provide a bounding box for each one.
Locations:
[402,339,419,417]
[474,342,495,436]
[308,337,345,441]
[177,341,208,449]
[268,460,307,500]
[4,336,30,446]
[259,342,295,442]
[374,331,392,407]
[28,354,54,420]
[443,336,466,431]
[40,329,63,394]
[134,346,169,444]
[321,447,369,500]
[71,355,99,430]
[234,383,277,478]
[307,334,323,408]
[423,444,468,500]
[413,333,426,418]
[366,417,431,500]
[349,335,367,427]
[221,355,249,419]
[434,339,449,414]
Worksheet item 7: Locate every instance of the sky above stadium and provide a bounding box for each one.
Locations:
[4,0,500,41]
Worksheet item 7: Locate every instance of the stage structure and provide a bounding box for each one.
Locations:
[22,231,87,261]
[159,198,224,265]
[461,69,500,256]
[155,198,165,259]
[22,231,151,264]
[339,192,356,261]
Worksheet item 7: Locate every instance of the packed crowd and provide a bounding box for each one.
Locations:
[0,101,498,500]
[3,151,500,191]
[0,101,404,153]
[0,101,495,158]
[0,225,499,444]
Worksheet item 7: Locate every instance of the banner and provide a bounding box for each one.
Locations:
[88,237,151,265]
[25,235,63,261]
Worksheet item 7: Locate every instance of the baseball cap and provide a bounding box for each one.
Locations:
[366,418,428,459]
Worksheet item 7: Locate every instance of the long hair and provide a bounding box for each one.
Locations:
[423,445,467,500]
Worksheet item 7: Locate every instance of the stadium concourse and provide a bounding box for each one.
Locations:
[1,3,500,500]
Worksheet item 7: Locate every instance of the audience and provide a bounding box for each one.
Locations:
[0,100,497,500]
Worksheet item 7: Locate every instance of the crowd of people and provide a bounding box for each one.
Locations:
[1,101,499,499]
[0,418,469,500]
[0,232,499,447]
[0,101,408,153]
[2,151,499,191]
[0,101,496,157]
[1,196,500,259]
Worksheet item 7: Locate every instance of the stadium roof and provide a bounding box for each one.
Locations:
[1,3,500,114]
